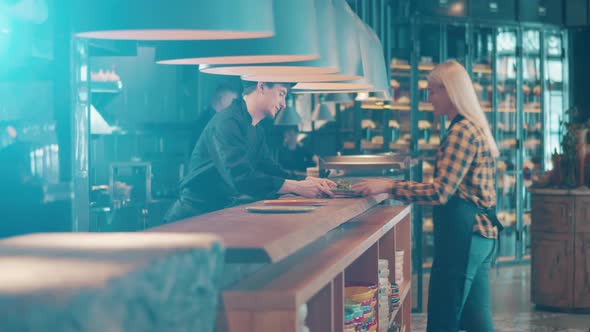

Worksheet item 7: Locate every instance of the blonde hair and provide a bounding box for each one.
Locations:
[428,60,500,157]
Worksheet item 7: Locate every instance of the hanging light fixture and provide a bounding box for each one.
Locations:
[354,19,393,100]
[155,0,319,65]
[274,94,302,126]
[291,0,373,91]
[73,0,275,40]
[238,0,364,83]
[198,0,362,80]
[312,96,335,122]
[324,93,354,104]
[293,0,392,98]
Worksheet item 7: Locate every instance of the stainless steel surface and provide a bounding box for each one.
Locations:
[320,154,409,171]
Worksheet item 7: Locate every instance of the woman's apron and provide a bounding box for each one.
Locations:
[427,195,501,331]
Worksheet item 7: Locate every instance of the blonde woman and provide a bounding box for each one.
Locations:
[353,60,501,331]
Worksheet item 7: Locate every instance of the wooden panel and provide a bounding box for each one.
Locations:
[225,311,253,332]
[395,215,412,283]
[307,282,333,332]
[252,311,297,332]
[574,233,590,307]
[531,232,573,307]
[223,205,411,311]
[346,243,379,285]
[531,195,573,233]
[379,227,396,283]
[333,273,344,332]
[148,194,389,263]
[576,196,590,233]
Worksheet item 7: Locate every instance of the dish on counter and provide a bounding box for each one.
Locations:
[263,199,328,206]
[245,206,316,213]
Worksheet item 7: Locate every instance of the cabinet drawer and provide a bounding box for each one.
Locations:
[531,195,573,233]
[574,233,590,307]
[531,231,573,307]
[575,196,590,233]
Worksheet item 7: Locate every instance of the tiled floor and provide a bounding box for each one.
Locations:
[411,265,590,331]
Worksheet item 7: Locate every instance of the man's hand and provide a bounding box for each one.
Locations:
[279,178,335,198]
[296,178,335,198]
[305,176,337,190]
[351,178,395,196]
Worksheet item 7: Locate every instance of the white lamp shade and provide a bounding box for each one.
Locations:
[274,94,302,125]
[194,0,339,75]
[355,18,393,100]
[291,0,373,91]
[241,73,360,83]
[312,103,335,122]
[155,0,320,65]
[74,0,275,40]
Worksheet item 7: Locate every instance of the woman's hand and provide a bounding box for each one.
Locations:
[351,178,395,196]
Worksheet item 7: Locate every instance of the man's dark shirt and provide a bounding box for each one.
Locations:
[279,145,314,172]
[179,98,301,213]
[190,106,216,147]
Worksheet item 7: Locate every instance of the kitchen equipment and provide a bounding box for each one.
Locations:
[320,154,409,177]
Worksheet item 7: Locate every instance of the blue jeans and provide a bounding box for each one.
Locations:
[427,234,496,332]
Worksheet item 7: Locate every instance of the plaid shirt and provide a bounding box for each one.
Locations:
[392,115,498,239]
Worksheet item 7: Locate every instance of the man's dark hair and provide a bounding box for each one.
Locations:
[241,80,295,96]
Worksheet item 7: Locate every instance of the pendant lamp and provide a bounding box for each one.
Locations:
[155,0,319,65]
[312,96,335,122]
[354,19,393,100]
[219,0,365,81]
[74,0,275,40]
[196,0,361,80]
[324,93,354,104]
[274,95,302,126]
[292,0,373,91]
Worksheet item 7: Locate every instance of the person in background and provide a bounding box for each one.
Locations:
[193,84,239,142]
[352,60,501,332]
[278,126,315,174]
[163,81,335,223]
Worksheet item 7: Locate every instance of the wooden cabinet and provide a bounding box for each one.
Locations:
[530,189,590,310]
[531,231,573,307]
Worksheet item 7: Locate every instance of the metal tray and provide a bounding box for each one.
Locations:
[320,154,409,171]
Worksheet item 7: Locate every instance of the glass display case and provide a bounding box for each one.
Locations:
[521,28,543,258]
[388,22,413,153]
[337,21,569,314]
[495,27,520,259]
[345,20,569,267]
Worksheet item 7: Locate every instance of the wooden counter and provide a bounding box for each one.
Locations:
[529,188,590,311]
[148,194,389,263]
[220,203,412,332]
